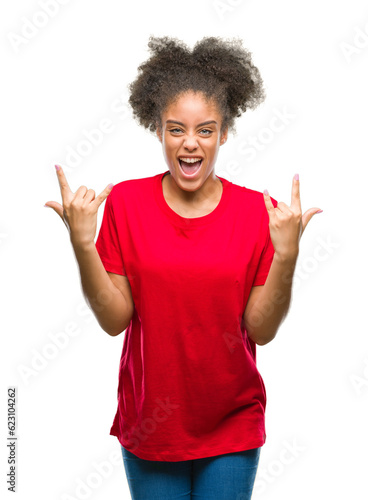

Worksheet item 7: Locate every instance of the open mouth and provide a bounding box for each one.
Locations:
[178,158,203,177]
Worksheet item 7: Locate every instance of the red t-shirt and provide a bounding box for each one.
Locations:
[95,170,278,462]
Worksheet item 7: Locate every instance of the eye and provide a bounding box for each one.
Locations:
[200,129,212,135]
[169,128,182,134]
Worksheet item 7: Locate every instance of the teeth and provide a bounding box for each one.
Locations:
[179,157,202,163]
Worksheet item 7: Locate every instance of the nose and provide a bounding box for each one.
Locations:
[183,133,198,151]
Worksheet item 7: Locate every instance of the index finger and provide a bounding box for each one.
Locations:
[55,164,72,199]
[290,173,301,210]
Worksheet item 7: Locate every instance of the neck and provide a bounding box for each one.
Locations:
[164,172,222,206]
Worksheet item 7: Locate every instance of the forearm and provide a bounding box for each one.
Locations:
[71,240,131,336]
[244,252,298,345]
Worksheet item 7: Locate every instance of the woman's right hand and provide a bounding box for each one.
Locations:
[44,165,114,248]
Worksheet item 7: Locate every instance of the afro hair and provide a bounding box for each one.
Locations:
[127,35,266,136]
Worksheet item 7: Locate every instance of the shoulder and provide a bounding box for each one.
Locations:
[108,173,157,204]
[222,177,278,209]
[109,174,154,193]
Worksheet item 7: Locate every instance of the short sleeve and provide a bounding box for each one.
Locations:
[252,196,277,286]
[95,193,126,276]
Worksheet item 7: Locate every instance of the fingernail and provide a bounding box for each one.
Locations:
[316,209,323,214]
[294,173,299,181]
[264,189,269,196]
[44,204,50,208]
[55,164,60,171]
[108,183,114,189]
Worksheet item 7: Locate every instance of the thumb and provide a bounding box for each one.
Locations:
[44,201,64,219]
[301,208,323,235]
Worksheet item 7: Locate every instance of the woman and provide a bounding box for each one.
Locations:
[45,36,321,500]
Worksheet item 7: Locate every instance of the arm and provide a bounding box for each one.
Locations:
[45,164,134,337]
[243,174,321,345]
[243,252,298,345]
[72,240,134,337]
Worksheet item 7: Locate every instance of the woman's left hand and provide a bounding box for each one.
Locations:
[263,174,322,260]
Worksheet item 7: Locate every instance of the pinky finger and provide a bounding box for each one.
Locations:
[263,189,275,213]
[94,183,114,207]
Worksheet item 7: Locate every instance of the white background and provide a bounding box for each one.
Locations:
[1,0,367,499]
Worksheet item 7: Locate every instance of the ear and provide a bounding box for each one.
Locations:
[156,123,162,143]
[220,126,228,146]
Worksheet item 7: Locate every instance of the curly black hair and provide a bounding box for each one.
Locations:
[127,35,266,136]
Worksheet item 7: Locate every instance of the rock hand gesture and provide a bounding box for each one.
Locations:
[44,165,114,248]
[263,174,322,261]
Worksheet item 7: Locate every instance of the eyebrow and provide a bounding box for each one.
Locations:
[165,120,218,127]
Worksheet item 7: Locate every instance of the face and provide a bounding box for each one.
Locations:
[156,91,228,194]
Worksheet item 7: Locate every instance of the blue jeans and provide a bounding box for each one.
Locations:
[121,445,261,500]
